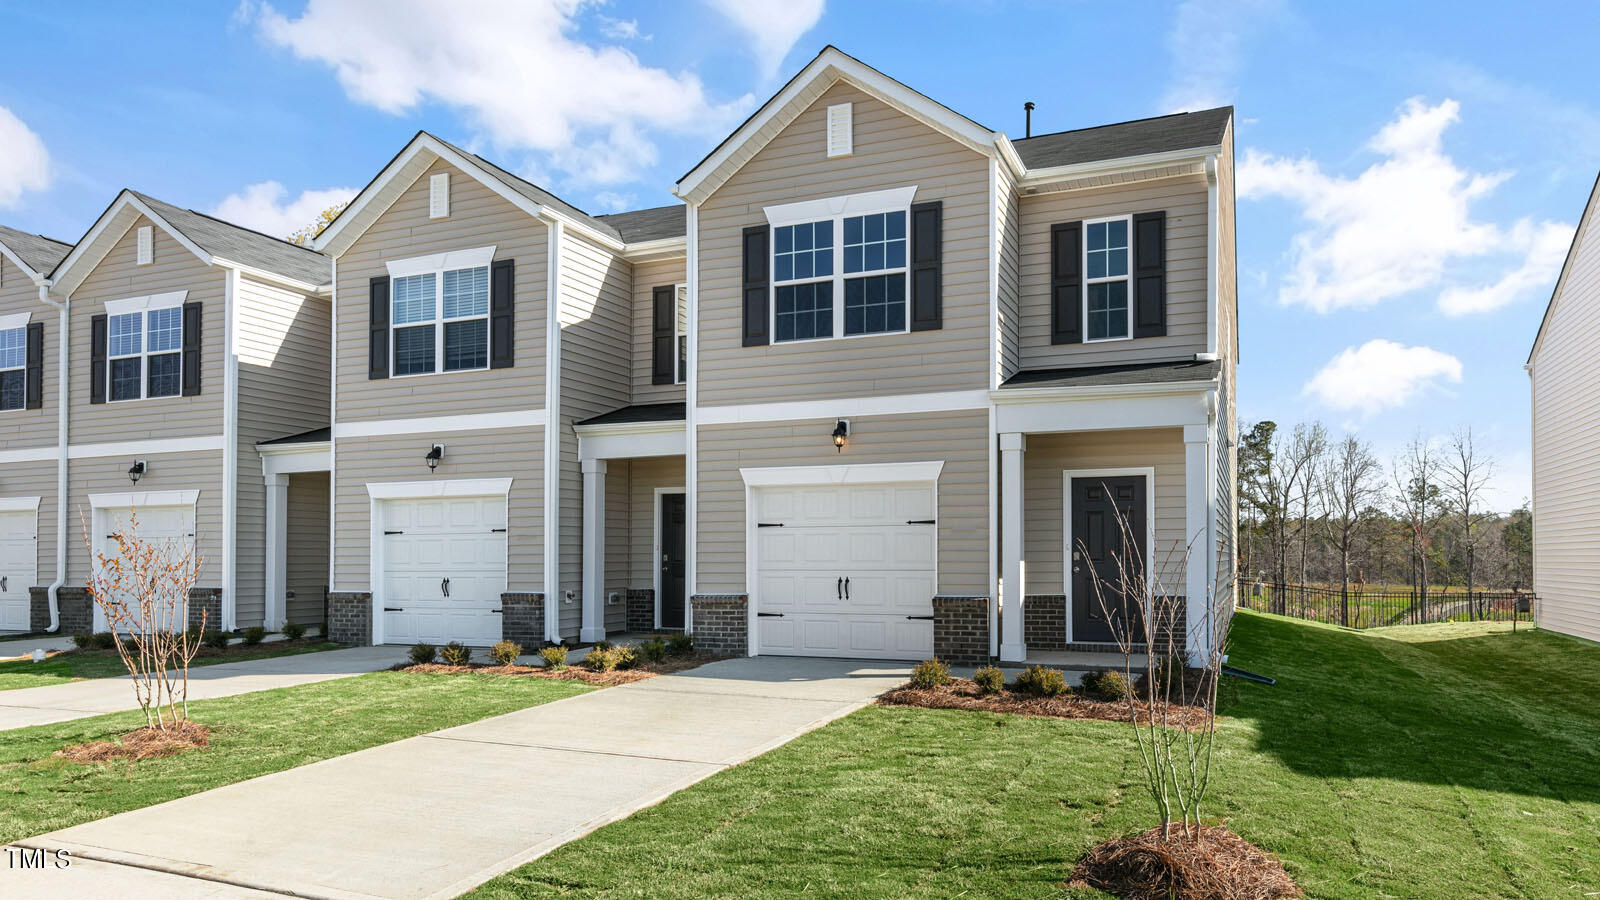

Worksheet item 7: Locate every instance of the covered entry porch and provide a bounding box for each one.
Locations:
[257,428,331,631]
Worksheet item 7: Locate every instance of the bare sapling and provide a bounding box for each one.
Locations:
[80,508,205,730]
[1079,501,1230,842]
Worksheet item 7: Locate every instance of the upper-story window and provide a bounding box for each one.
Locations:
[1083,216,1130,342]
[108,304,183,401]
[772,209,907,343]
[392,263,490,376]
[0,325,25,411]
[675,284,688,384]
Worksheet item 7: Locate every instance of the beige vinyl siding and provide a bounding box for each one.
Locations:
[332,427,543,590]
[5,459,56,587]
[286,471,330,625]
[1022,429,1188,595]
[631,256,687,404]
[996,159,1021,384]
[335,158,547,424]
[65,449,223,585]
[1215,124,1238,604]
[1531,183,1600,642]
[235,275,331,627]
[696,81,992,406]
[1016,176,1210,369]
[696,409,989,595]
[630,455,685,587]
[69,215,225,444]
[0,259,56,450]
[604,460,629,632]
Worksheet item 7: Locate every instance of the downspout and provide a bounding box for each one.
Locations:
[541,213,563,643]
[37,283,67,631]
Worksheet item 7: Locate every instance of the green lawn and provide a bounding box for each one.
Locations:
[0,642,346,691]
[467,612,1600,900]
[0,671,590,843]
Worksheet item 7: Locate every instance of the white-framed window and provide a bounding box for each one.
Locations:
[0,325,25,411]
[674,283,688,384]
[771,208,908,343]
[1083,215,1131,342]
[107,305,183,401]
[391,263,490,377]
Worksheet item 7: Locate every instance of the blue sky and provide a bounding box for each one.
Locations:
[3,0,1595,510]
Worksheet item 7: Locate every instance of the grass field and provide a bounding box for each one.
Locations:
[0,641,346,691]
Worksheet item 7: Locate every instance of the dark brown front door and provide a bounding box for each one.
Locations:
[659,493,686,629]
[1070,475,1147,644]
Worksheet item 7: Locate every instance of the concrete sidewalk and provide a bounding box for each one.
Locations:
[10,656,908,900]
[0,645,407,731]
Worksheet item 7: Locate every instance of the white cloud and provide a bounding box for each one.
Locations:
[704,0,824,79]
[1302,339,1463,416]
[1240,97,1571,315]
[213,181,355,240]
[589,190,635,213]
[0,106,51,208]
[598,16,644,40]
[1438,219,1573,315]
[1160,0,1283,112]
[252,0,750,187]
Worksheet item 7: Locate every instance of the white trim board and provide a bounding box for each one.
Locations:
[0,496,42,512]
[259,444,331,477]
[68,434,227,460]
[698,389,989,426]
[333,408,547,439]
[1061,467,1157,646]
[89,489,201,509]
[365,478,513,500]
[740,460,945,487]
[102,290,187,317]
[577,426,685,463]
[385,245,496,279]
[763,185,918,228]
[0,311,31,331]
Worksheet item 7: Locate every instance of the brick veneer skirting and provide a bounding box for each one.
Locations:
[933,595,990,666]
[189,588,223,634]
[501,593,545,648]
[1024,594,1068,651]
[626,588,654,633]
[30,586,92,634]
[327,592,373,646]
[690,594,747,656]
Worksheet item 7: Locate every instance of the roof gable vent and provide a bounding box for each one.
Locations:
[826,102,853,158]
[136,225,153,265]
[429,172,450,219]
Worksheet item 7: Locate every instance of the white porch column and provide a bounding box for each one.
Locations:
[580,458,608,642]
[263,473,289,631]
[1183,424,1210,665]
[999,433,1027,662]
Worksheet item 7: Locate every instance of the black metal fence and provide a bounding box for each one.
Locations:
[1237,583,1533,629]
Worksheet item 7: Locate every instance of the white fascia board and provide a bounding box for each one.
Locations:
[619,236,687,263]
[994,134,1027,181]
[386,245,497,278]
[1017,147,1219,190]
[52,191,214,294]
[89,489,201,509]
[739,459,945,487]
[216,259,330,294]
[994,391,1210,434]
[366,477,513,500]
[576,425,686,462]
[764,185,918,228]
[989,380,1219,404]
[333,408,547,439]
[67,434,227,459]
[696,389,990,426]
[103,290,187,317]
[258,443,331,477]
[0,240,45,283]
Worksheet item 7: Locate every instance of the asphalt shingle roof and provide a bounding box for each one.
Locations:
[0,224,71,277]
[1001,359,1221,389]
[595,205,686,242]
[1013,107,1233,170]
[258,426,331,446]
[576,402,686,427]
[130,191,332,286]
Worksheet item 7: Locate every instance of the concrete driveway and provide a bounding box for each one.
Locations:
[0,645,407,731]
[10,656,908,900]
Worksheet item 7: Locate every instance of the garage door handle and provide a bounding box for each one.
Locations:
[757,612,784,617]
[384,607,403,612]
[905,615,934,621]
[757,522,784,528]
[441,578,450,598]
[836,577,842,599]
[906,519,935,525]
[0,577,6,592]
[490,609,502,614]
[844,577,850,599]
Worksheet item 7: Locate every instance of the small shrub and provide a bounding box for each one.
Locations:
[909,657,952,689]
[314,621,327,638]
[409,642,438,665]
[538,645,569,670]
[972,665,1006,695]
[440,641,471,666]
[639,637,669,664]
[70,632,95,650]
[1011,664,1069,698]
[614,646,640,670]
[203,630,231,651]
[241,626,267,646]
[593,640,614,652]
[1083,668,1132,701]
[281,622,307,641]
[91,632,117,650]
[489,640,523,666]
[666,632,693,656]
[585,645,622,671]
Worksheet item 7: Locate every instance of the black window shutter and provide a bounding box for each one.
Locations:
[490,258,515,369]
[741,225,769,347]
[651,285,676,384]
[1132,210,1167,338]
[909,200,943,331]
[1050,222,1083,344]
[181,301,203,396]
[89,313,107,405]
[369,276,390,380]
[24,322,43,410]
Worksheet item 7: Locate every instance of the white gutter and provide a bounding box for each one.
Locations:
[988,379,1221,405]
[1017,146,1220,190]
[37,282,67,631]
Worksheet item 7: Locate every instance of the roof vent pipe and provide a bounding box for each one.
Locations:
[1024,101,1035,138]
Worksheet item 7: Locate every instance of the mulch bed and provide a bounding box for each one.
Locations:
[398,653,723,686]
[878,678,1211,727]
[1069,824,1301,900]
[56,720,211,764]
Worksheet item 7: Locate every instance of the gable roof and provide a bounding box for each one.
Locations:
[50,189,330,294]
[1529,168,1600,365]
[1012,107,1233,170]
[427,134,627,242]
[0,224,71,282]
[595,204,686,242]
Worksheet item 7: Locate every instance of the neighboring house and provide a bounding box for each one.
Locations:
[1527,170,1600,643]
[0,225,71,632]
[28,190,331,635]
[311,46,1238,666]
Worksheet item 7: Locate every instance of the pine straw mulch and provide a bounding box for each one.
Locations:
[877,678,1213,728]
[1069,824,1301,900]
[55,719,211,764]
[397,653,725,686]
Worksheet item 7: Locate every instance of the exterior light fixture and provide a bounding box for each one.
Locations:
[831,420,849,453]
[127,460,146,485]
[425,444,445,472]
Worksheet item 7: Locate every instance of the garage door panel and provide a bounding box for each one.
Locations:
[0,510,35,632]
[93,506,191,634]
[380,496,506,647]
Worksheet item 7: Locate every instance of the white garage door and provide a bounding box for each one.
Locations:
[754,482,936,660]
[380,496,507,646]
[92,506,193,633]
[0,510,36,632]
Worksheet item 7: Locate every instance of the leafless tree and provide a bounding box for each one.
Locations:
[1392,436,1443,621]
[1320,435,1382,626]
[1443,428,1495,619]
[1288,423,1329,591]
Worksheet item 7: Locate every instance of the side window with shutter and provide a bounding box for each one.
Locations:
[490,258,515,369]
[369,276,390,380]
[1132,211,1167,338]
[651,284,675,384]
[89,314,108,404]
[181,302,202,395]
[24,322,43,410]
[909,200,943,331]
[741,225,770,347]
[1050,222,1083,344]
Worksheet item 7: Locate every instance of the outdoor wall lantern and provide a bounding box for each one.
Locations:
[425,444,445,472]
[127,460,146,485]
[831,420,849,453]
